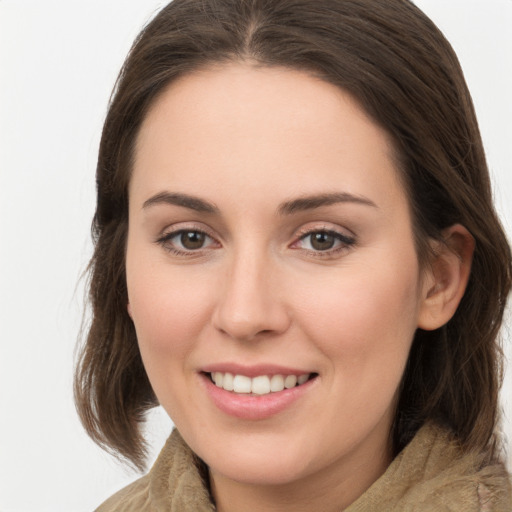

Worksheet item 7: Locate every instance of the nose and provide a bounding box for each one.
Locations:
[212,249,291,341]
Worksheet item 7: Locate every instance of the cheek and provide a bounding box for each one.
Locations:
[126,260,215,359]
[295,257,421,379]
[126,264,217,418]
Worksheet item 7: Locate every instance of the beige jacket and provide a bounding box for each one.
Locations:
[95,423,512,511]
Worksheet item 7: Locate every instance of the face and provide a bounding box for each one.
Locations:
[126,63,430,496]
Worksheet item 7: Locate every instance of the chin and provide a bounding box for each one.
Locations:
[187,427,329,487]
[207,453,313,487]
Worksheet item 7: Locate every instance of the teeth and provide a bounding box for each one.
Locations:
[284,375,297,389]
[251,375,271,395]
[211,372,311,395]
[270,374,285,392]
[213,372,223,387]
[223,372,234,391]
[233,375,252,393]
[297,374,309,385]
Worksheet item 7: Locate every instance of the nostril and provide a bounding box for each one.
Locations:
[212,275,291,341]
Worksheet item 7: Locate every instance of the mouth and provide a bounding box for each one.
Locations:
[205,371,319,396]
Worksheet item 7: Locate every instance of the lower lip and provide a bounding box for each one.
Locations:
[201,373,317,420]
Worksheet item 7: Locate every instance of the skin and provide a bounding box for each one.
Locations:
[125,63,473,512]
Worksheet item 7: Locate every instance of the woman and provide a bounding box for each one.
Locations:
[74,0,512,510]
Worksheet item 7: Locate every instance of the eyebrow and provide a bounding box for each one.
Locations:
[142,190,377,215]
[277,192,377,215]
[142,192,219,213]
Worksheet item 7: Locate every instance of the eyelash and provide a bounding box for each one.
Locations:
[293,228,356,258]
[155,227,356,258]
[156,227,219,256]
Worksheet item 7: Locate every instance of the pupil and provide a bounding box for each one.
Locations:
[181,231,205,249]
[311,232,335,251]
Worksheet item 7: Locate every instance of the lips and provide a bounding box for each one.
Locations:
[200,365,318,420]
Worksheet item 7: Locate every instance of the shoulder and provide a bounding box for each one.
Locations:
[94,429,215,512]
[415,424,511,511]
[94,474,151,512]
[347,423,512,512]
[394,423,512,511]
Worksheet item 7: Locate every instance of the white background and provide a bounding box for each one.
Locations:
[0,1,511,510]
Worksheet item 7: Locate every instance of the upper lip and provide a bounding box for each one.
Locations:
[200,363,314,378]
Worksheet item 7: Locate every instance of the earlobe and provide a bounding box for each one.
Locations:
[417,224,475,331]
[127,303,133,319]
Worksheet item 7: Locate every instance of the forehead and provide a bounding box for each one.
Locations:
[131,63,405,211]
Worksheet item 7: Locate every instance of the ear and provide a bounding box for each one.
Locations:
[127,303,133,318]
[417,224,474,331]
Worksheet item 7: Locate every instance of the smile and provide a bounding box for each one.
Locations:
[209,372,315,395]
[202,369,319,420]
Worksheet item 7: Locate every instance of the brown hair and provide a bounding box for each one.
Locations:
[75,0,511,470]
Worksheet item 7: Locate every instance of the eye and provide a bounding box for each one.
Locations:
[176,231,208,250]
[294,229,355,254]
[156,228,218,254]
